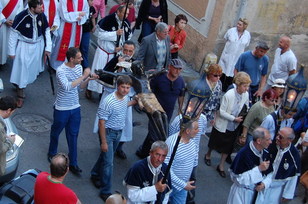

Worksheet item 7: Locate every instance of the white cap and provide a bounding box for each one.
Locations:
[272,78,286,88]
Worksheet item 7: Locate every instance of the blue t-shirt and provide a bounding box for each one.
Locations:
[235,51,269,86]
[150,73,185,121]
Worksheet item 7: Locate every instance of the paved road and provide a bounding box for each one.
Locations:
[0,1,304,203]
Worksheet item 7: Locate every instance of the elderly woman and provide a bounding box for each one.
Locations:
[202,64,223,133]
[241,88,277,144]
[204,72,251,178]
[168,14,188,59]
[219,18,251,92]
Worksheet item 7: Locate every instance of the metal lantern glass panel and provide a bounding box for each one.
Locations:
[283,65,307,112]
[181,74,212,124]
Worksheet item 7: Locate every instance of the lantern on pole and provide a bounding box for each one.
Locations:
[162,73,212,183]
[282,64,307,113]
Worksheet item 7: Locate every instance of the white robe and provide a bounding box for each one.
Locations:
[50,0,88,69]
[87,25,118,93]
[8,10,52,88]
[227,167,273,204]
[218,27,251,77]
[0,0,23,64]
[263,146,299,203]
[43,0,60,37]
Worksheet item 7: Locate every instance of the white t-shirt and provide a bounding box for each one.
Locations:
[267,48,297,85]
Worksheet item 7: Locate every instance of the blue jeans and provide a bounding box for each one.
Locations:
[48,107,81,166]
[169,187,188,204]
[91,128,122,195]
[80,32,90,68]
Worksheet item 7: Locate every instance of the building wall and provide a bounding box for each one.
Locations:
[168,0,308,77]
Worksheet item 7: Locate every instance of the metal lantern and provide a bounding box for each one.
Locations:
[181,73,212,124]
[283,64,307,113]
[162,73,212,184]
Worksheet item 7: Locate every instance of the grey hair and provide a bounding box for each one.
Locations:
[150,141,168,152]
[155,22,168,32]
[252,127,268,141]
[282,127,295,140]
[256,41,269,50]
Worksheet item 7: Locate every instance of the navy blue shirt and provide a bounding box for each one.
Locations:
[150,73,185,121]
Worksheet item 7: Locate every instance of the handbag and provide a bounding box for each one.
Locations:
[238,104,248,118]
[300,170,308,189]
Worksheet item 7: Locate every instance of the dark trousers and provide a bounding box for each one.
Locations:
[137,119,161,158]
[220,73,234,93]
[249,85,259,105]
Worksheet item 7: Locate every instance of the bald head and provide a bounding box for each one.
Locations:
[280,127,295,140]
[105,194,126,204]
[279,36,291,52]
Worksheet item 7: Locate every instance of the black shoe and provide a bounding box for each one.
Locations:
[90,176,101,188]
[69,165,82,176]
[216,165,226,178]
[116,150,127,159]
[204,156,211,166]
[226,155,232,164]
[100,193,112,202]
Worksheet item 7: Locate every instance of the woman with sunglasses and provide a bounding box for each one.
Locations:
[240,88,277,145]
[204,72,250,178]
[202,64,223,134]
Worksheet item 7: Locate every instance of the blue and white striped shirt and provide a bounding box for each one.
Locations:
[164,133,197,191]
[97,91,129,130]
[55,63,82,110]
[169,114,207,166]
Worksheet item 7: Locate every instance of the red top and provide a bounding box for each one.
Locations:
[168,25,187,53]
[34,172,78,204]
[109,4,136,23]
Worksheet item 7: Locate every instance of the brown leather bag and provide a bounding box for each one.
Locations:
[300,170,308,189]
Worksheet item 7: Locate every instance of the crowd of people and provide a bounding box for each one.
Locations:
[0,0,307,203]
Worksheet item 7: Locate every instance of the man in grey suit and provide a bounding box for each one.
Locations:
[137,22,170,71]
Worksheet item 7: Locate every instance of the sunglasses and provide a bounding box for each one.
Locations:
[212,74,221,78]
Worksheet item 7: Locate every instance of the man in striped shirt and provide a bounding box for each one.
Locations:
[91,75,137,201]
[48,47,98,176]
[164,119,199,204]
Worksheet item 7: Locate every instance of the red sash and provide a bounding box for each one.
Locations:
[42,0,56,27]
[48,0,56,27]
[57,0,83,61]
[2,0,18,19]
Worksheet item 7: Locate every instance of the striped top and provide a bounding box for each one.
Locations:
[97,91,129,130]
[55,63,82,110]
[169,114,207,166]
[164,133,197,191]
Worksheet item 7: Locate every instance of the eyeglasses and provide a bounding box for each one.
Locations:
[275,83,286,86]
[212,74,221,78]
